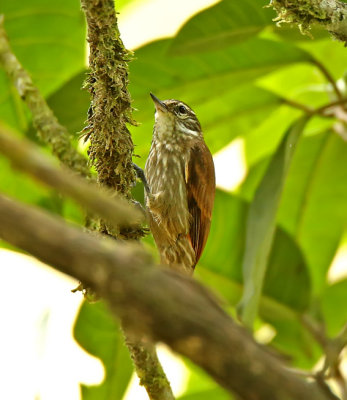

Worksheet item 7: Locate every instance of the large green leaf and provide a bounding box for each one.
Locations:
[74,301,133,400]
[298,39,347,82]
[197,268,320,368]
[0,0,86,129]
[169,0,275,54]
[267,317,322,369]
[241,105,301,169]
[130,38,311,101]
[129,37,311,161]
[199,189,311,314]
[46,70,89,136]
[239,128,347,301]
[257,63,330,107]
[278,131,347,295]
[321,279,347,337]
[196,189,315,367]
[237,116,309,327]
[44,36,311,163]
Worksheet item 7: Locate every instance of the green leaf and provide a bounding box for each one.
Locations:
[46,70,89,135]
[0,0,86,128]
[178,360,232,400]
[130,37,311,100]
[237,116,309,327]
[197,268,319,368]
[194,188,314,366]
[257,63,330,107]
[169,0,275,54]
[242,105,301,169]
[129,37,311,161]
[268,317,322,369]
[74,301,133,400]
[239,128,347,298]
[298,39,347,81]
[278,131,347,295]
[199,189,311,314]
[178,388,231,400]
[0,154,51,204]
[321,279,347,337]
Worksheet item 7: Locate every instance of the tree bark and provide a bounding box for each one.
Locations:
[79,0,174,398]
[271,0,347,43]
[0,193,332,400]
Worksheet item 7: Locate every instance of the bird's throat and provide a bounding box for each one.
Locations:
[154,111,175,141]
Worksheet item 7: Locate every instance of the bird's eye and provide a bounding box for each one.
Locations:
[178,105,187,114]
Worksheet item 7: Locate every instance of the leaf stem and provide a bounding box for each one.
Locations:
[312,59,343,102]
[283,97,347,118]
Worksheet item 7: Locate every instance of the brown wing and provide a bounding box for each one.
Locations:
[185,141,215,267]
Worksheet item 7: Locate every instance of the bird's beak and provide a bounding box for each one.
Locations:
[150,93,168,113]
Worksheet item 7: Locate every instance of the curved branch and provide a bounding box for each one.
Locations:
[0,193,333,400]
[0,16,90,176]
[271,0,347,44]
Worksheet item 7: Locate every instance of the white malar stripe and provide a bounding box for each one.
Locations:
[179,125,199,137]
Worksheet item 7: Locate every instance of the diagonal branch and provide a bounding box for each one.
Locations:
[0,15,90,176]
[0,192,333,400]
[0,125,144,228]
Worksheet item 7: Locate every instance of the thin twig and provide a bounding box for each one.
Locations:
[316,98,347,115]
[301,314,327,347]
[0,15,90,176]
[283,97,347,118]
[312,60,344,102]
[282,98,314,114]
[321,324,347,376]
[301,316,347,396]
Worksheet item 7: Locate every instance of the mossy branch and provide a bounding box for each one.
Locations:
[79,0,174,398]
[0,15,90,176]
[270,0,347,43]
[81,0,136,197]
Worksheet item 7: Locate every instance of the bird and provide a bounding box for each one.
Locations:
[144,93,215,276]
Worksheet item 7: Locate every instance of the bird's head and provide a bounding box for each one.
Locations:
[150,93,202,142]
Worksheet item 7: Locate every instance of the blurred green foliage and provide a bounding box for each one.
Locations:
[1,0,347,398]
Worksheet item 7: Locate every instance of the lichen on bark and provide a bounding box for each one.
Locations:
[79,1,174,399]
[81,0,137,198]
[270,0,347,43]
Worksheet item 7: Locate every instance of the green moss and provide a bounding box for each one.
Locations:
[270,0,338,36]
[80,0,145,238]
